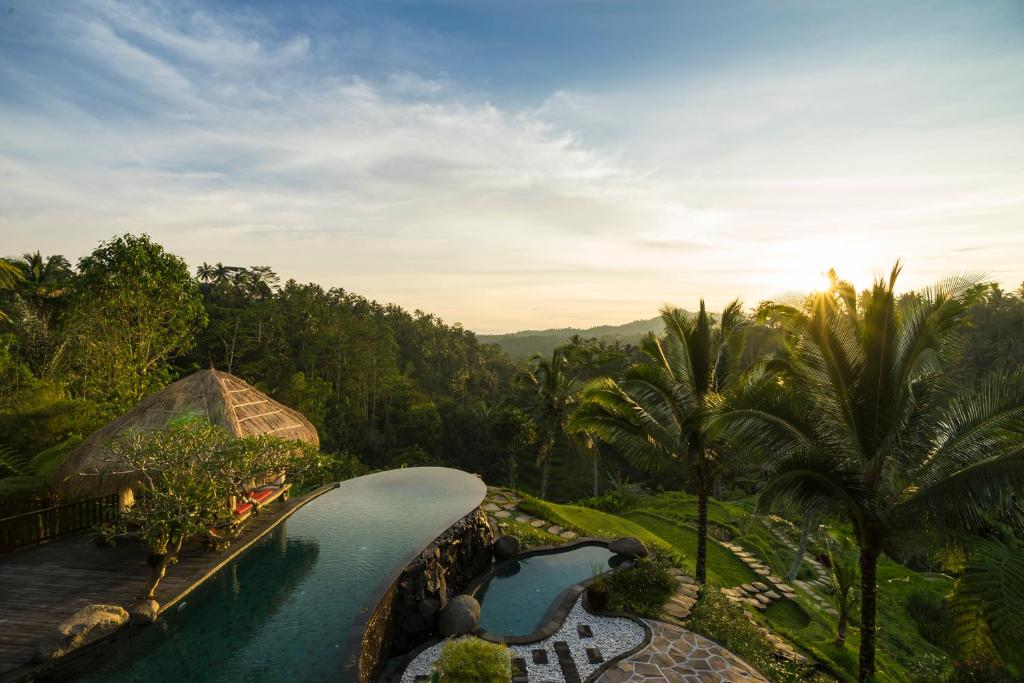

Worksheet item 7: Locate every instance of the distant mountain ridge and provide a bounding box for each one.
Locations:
[478,316,663,359]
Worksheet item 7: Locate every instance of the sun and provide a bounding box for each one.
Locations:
[772,238,870,295]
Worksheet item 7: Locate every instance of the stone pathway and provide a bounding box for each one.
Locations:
[596,620,767,683]
[485,487,578,542]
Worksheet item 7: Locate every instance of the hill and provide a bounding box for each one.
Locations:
[478,317,663,359]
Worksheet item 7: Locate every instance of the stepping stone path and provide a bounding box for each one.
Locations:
[484,487,580,545]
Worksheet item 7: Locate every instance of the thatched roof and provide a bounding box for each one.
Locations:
[56,369,320,498]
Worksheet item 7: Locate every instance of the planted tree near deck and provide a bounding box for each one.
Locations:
[99,420,324,600]
[573,300,748,584]
[719,265,1024,681]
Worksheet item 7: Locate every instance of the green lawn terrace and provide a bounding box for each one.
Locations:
[482,486,957,683]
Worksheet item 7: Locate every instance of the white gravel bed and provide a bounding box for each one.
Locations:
[400,597,646,682]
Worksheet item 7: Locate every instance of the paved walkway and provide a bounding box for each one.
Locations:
[597,620,767,683]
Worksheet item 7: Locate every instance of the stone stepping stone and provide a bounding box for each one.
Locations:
[751,582,769,591]
[490,494,508,503]
[586,647,604,664]
[495,510,512,519]
[754,594,772,605]
[553,641,582,683]
[502,503,519,511]
[774,583,794,593]
[560,530,577,540]
[515,514,533,523]
[741,583,757,593]
[530,519,547,528]
[578,623,593,638]
[547,525,563,535]
[532,648,549,664]
[755,568,772,576]
[512,656,528,683]
[483,503,501,511]
[764,590,781,600]
[663,601,690,619]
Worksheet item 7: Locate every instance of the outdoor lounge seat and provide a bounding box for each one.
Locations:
[248,483,291,511]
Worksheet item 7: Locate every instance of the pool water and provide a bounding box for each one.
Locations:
[475,544,615,636]
[48,467,485,683]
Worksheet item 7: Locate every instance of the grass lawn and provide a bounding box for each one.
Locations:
[621,511,762,587]
[517,495,672,552]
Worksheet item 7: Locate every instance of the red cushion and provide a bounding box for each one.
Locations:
[233,502,253,517]
[249,489,276,505]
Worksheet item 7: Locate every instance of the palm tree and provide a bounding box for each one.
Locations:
[0,258,26,322]
[518,350,580,499]
[718,264,1024,681]
[826,533,859,646]
[572,300,747,583]
[196,262,215,283]
[212,262,234,284]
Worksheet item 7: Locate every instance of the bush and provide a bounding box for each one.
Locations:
[906,590,953,650]
[495,520,556,549]
[687,586,805,682]
[574,490,635,513]
[433,637,511,682]
[604,556,678,617]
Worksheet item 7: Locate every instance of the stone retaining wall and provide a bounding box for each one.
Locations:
[388,506,495,655]
[353,505,495,682]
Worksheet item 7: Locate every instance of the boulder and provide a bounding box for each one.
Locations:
[35,604,129,662]
[609,537,649,559]
[129,599,159,625]
[437,595,480,637]
[493,535,521,560]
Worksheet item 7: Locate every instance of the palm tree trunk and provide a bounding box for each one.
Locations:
[540,458,550,500]
[786,518,814,582]
[836,604,848,645]
[592,455,599,497]
[695,484,709,584]
[858,548,879,682]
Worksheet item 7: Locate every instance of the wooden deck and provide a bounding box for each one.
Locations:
[0,486,335,680]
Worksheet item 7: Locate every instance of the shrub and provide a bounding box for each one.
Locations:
[906,590,953,650]
[604,556,677,617]
[433,637,511,682]
[687,586,805,682]
[495,520,555,549]
[574,490,635,513]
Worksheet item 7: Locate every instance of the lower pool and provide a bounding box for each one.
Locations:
[44,467,485,683]
[474,544,615,636]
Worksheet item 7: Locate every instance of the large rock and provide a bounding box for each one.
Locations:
[129,599,159,625]
[437,595,480,637]
[493,535,521,560]
[609,537,649,559]
[35,604,129,661]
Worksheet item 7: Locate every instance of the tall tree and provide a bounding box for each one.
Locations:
[573,300,748,583]
[518,350,580,499]
[719,264,1024,681]
[66,234,207,409]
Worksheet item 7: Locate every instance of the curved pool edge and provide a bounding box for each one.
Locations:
[465,538,612,645]
[340,471,487,683]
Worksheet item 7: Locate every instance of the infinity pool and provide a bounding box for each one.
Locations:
[48,467,485,683]
[474,544,615,636]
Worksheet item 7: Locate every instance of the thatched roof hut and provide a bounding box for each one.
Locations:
[56,369,320,499]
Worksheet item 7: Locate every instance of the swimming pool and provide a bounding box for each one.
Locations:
[474,543,615,636]
[45,467,485,683]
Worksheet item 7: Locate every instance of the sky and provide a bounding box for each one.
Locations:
[1,1,1023,333]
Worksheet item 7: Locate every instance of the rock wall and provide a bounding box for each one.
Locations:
[388,506,495,655]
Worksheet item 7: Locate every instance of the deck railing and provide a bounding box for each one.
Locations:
[0,494,118,553]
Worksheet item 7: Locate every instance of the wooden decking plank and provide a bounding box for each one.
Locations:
[0,490,328,678]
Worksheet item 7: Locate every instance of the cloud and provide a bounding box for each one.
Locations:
[1,0,1022,332]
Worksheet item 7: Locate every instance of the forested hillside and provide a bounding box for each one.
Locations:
[478,317,662,359]
[2,234,1024,515]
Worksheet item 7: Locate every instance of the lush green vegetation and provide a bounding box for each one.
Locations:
[3,237,1023,681]
[599,555,678,617]
[433,636,510,682]
[621,511,761,587]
